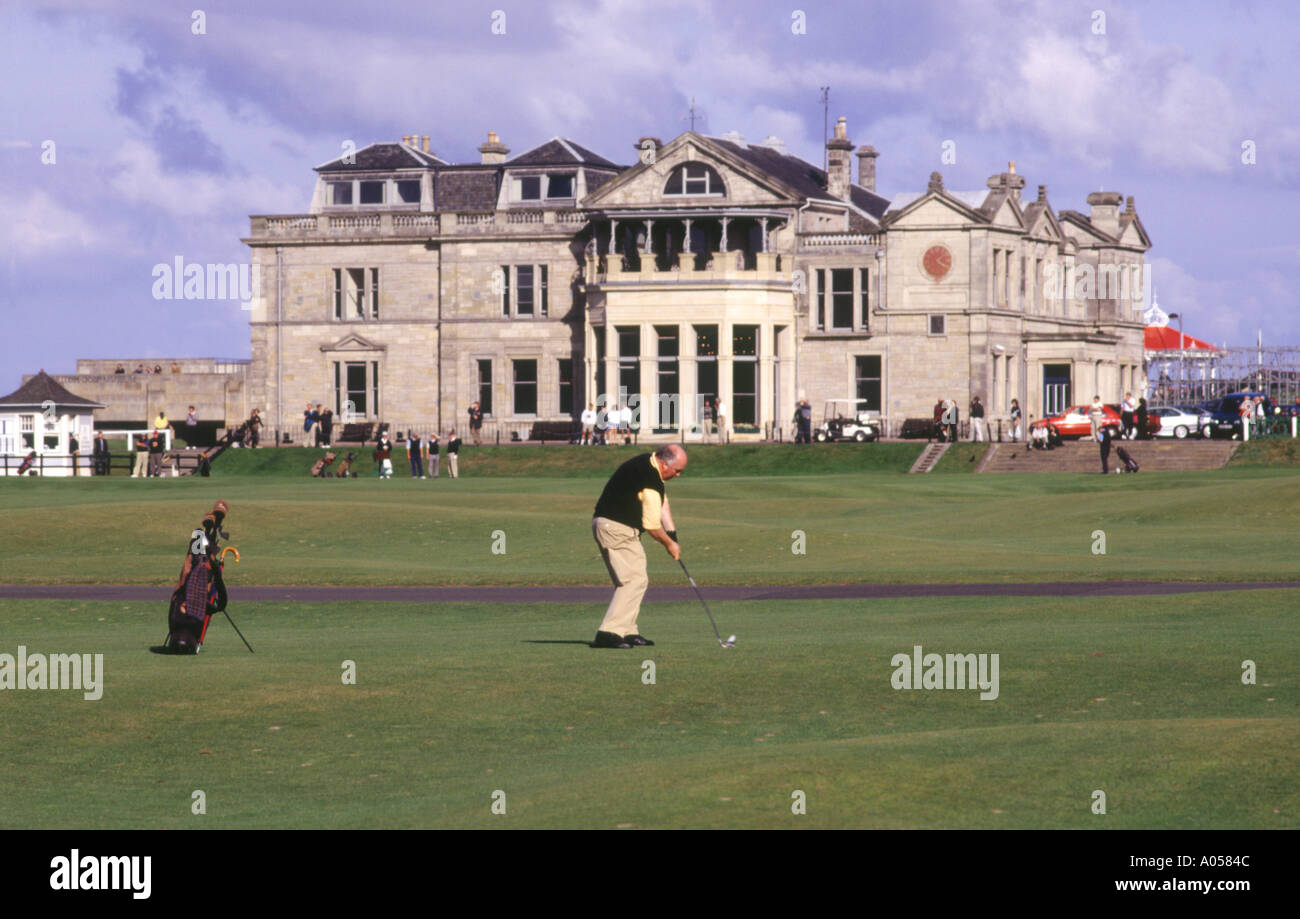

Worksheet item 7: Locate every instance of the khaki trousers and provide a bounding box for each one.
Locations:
[448,453,459,478]
[133,452,149,476]
[593,517,648,637]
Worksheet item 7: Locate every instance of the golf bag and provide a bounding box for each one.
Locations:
[334,451,357,478]
[311,451,337,477]
[17,451,37,476]
[1115,446,1140,473]
[160,501,231,654]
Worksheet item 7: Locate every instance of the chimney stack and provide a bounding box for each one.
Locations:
[986,161,1026,203]
[402,135,411,146]
[1037,184,1047,203]
[855,144,878,192]
[825,116,853,201]
[422,135,431,154]
[1086,190,1123,236]
[478,130,509,164]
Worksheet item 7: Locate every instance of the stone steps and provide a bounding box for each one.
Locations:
[979,440,1238,474]
[909,441,949,473]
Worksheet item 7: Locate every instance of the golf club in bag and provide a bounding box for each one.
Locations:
[153,500,253,654]
[678,559,735,648]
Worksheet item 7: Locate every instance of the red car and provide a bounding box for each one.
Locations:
[1031,404,1161,440]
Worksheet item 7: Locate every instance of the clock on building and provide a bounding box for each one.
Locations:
[923,245,952,281]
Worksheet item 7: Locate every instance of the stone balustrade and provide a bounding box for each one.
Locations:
[249,209,598,240]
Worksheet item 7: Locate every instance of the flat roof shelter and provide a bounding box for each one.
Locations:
[0,370,105,476]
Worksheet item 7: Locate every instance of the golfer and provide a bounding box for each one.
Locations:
[590,444,686,649]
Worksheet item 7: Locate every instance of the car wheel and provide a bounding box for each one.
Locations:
[853,431,867,442]
[1174,425,1188,439]
[1201,425,1213,439]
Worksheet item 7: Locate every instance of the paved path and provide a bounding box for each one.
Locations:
[2,581,1298,604]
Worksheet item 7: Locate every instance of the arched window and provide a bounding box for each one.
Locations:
[664,163,725,197]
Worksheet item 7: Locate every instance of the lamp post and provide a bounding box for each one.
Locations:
[1168,312,1184,404]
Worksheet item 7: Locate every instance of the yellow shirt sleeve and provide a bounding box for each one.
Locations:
[638,488,663,531]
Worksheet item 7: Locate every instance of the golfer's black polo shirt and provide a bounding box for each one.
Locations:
[593,453,667,534]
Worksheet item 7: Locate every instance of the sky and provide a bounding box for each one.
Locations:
[2,0,1297,392]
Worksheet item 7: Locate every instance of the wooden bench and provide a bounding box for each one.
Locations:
[335,422,376,445]
[900,418,941,440]
[524,421,581,443]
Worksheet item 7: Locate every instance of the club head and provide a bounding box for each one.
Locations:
[719,636,736,649]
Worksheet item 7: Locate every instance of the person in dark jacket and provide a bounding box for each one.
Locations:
[92,432,111,476]
[1099,426,1112,474]
[1136,398,1149,440]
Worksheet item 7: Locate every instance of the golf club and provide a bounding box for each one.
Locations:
[678,559,735,648]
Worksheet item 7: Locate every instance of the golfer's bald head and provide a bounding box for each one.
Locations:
[655,444,687,477]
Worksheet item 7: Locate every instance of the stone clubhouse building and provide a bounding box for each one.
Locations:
[240,118,1151,441]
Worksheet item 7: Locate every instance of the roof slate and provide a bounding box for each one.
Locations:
[316,142,444,172]
[1,371,105,409]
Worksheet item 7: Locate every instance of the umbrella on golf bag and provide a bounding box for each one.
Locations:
[152,500,252,654]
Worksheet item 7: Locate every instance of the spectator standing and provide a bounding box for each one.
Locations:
[970,396,986,442]
[1121,392,1137,440]
[1009,398,1023,442]
[134,364,145,374]
[303,402,319,444]
[619,401,633,444]
[468,402,484,446]
[153,364,163,374]
[581,403,597,445]
[69,433,81,476]
[700,398,713,443]
[1088,395,1105,439]
[1136,397,1149,440]
[132,433,149,477]
[375,429,393,479]
[447,429,461,478]
[941,399,958,443]
[248,409,262,448]
[171,362,181,374]
[714,398,727,442]
[114,364,125,375]
[93,431,111,476]
[407,431,424,478]
[147,430,165,478]
[933,398,946,441]
[319,407,333,447]
[426,430,441,478]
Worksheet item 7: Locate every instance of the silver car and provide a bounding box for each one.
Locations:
[1149,405,1205,439]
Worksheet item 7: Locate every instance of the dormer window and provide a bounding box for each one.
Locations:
[665,163,724,196]
[514,176,542,201]
[510,173,576,203]
[395,180,421,204]
[329,182,353,205]
[359,181,385,205]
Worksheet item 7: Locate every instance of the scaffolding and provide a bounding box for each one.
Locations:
[1147,344,1300,407]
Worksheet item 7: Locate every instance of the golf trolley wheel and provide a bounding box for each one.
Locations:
[1174,425,1188,439]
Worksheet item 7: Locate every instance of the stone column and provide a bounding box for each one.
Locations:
[643,220,653,255]
[683,218,692,253]
[759,324,775,433]
[679,321,697,437]
[639,323,656,434]
[720,217,729,252]
[719,320,734,439]
[760,217,769,253]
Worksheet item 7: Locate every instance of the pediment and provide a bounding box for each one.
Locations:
[887,194,983,228]
[581,133,802,210]
[321,333,387,352]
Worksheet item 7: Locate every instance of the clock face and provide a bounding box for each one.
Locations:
[923,245,952,281]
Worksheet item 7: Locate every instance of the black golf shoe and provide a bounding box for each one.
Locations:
[625,634,654,646]
[591,630,632,649]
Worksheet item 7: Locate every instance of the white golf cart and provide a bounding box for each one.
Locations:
[814,399,880,442]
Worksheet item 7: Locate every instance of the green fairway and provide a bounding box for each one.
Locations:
[3,466,1300,585]
[0,591,1293,829]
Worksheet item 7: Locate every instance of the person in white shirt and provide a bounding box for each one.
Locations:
[714,398,727,441]
[580,403,597,445]
[1121,392,1137,440]
[619,403,634,444]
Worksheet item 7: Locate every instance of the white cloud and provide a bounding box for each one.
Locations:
[106,138,299,218]
[0,188,97,257]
